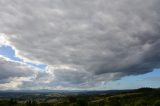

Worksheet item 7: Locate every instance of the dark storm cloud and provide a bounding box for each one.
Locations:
[0,0,160,89]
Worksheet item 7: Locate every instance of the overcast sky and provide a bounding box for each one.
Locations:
[0,0,160,90]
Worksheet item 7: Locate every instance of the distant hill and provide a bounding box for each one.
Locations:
[0,89,131,97]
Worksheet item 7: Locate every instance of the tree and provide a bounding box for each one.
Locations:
[135,100,148,106]
[25,100,32,106]
[32,100,38,106]
[76,98,88,106]
[108,99,121,106]
[153,100,160,106]
[8,98,17,106]
[68,96,77,103]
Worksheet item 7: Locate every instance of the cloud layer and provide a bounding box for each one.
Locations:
[0,56,37,89]
[0,0,160,89]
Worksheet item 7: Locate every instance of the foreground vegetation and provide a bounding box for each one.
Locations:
[0,88,160,106]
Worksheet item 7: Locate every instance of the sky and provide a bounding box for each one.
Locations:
[0,0,160,90]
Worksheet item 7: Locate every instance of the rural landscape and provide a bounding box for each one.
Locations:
[0,88,160,106]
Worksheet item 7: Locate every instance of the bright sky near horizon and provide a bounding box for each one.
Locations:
[0,0,160,90]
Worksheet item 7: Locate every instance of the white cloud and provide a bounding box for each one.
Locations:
[0,34,9,47]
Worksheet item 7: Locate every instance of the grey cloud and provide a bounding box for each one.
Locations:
[20,67,123,90]
[0,56,37,86]
[0,0,160,89]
